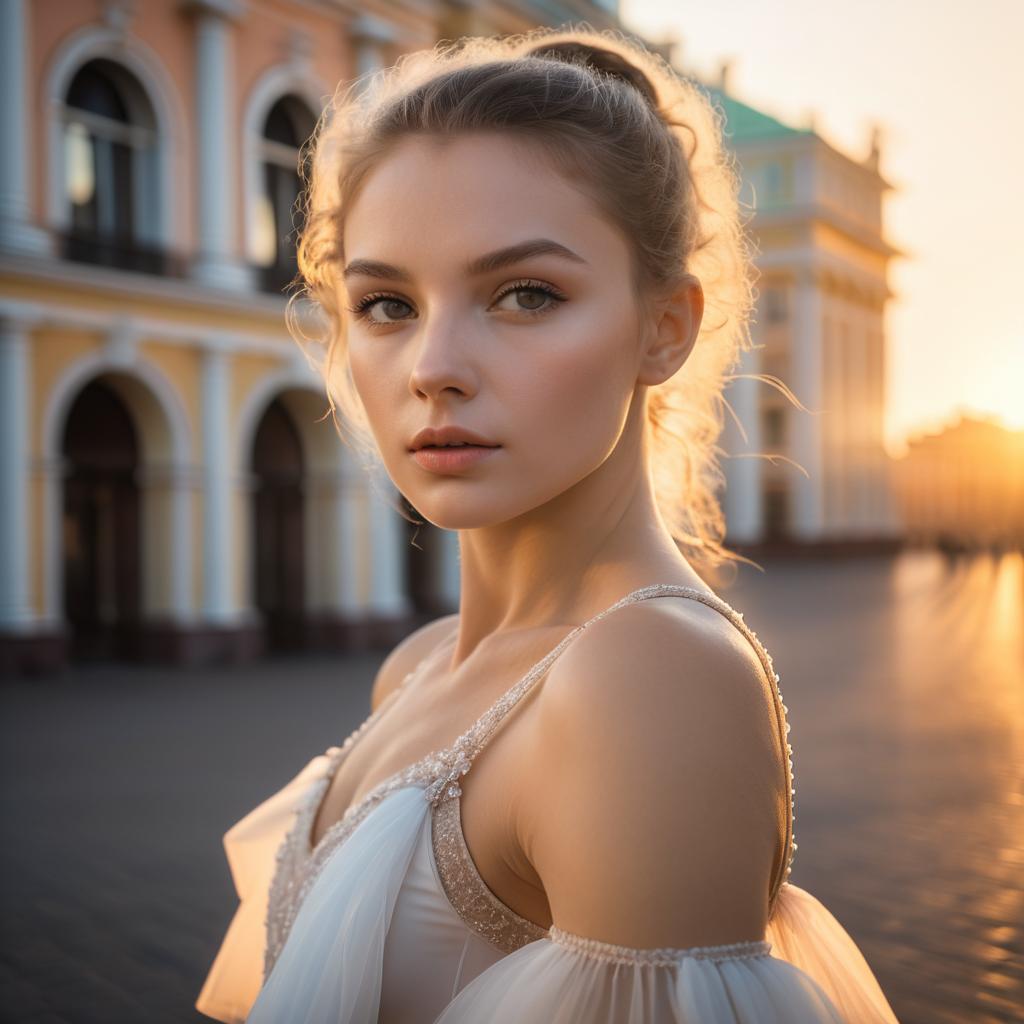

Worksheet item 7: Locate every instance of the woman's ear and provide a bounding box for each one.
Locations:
[637,274,704,385]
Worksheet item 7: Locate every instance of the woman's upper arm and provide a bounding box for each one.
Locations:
[369,613,459,712]
[525,600,786,950]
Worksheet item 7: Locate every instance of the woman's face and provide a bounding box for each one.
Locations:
[338,132,651,530]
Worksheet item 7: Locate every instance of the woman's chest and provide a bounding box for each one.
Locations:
[311,664,552,927]
[313,691,476,842]
[312,632,563,848]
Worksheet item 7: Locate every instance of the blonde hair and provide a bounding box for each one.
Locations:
[288,22,772,583]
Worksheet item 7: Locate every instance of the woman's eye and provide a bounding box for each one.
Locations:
[492,281,567,317]
[347,294,413,325]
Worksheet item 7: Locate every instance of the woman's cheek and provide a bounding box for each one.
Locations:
[527,336,630,455]
[347,345,394,427]
[346,339,373,397]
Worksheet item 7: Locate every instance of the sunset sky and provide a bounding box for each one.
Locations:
[621,0,1023,455]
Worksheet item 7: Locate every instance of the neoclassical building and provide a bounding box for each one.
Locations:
[711,75,904,547]
[0,0,900,673]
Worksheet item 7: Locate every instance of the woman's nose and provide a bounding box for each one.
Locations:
[408,316,478,401]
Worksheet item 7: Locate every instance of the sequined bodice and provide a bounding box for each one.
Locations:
[262,583,797,979]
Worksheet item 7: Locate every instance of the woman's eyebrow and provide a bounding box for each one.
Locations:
[342,238,588,282]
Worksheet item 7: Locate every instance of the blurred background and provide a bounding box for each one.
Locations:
[0,1,1020,1022]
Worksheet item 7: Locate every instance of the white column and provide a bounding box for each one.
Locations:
[315,466,363,617]
[722,339,763,542]
[40,455,64,624]
[0,316,34,627]
[838,316,855,534]
[334,474,365,615]
[0,0,48,255]
[873,319,900,535]
[864,306,880,534]
[183,0,251,291]
[867,321,883,530]
[856,299,872,536]
[790,270,826,540]
[820,310,838,536]
[845,301,862,535]
[169,464,194,617]
[201,347,235,622]
[235,469,258,619]
[139,463,194,620]
[367,472,410,617]
[864,301,888,536]
[868,317,888,534]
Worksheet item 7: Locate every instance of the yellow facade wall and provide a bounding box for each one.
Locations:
[138,341,201,461]
[30,327,101,455]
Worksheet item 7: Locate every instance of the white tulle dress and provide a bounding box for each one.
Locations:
[196,583,900,1023]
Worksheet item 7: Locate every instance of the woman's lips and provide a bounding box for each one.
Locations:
[411,444,501,473]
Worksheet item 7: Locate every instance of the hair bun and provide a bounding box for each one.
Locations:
[524,40,659,110]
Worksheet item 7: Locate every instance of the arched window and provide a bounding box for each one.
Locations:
[252,95,316,295]
[62,59,169,274]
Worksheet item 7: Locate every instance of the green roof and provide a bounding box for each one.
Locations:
[700,84,811,143]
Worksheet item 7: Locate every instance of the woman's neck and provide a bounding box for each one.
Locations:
[449,455,702,671]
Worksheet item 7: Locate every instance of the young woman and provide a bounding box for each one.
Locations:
[197,24,899,1023]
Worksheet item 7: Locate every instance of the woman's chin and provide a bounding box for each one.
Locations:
[401,493,537,532]
[406,507,504,532]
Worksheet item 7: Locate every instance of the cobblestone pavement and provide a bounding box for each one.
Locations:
[1,550,1021,1023]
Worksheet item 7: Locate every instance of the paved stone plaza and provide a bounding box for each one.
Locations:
[1,551,1021,1023]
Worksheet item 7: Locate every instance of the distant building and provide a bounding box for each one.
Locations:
[893,415,1024,550]
[706,72,904,548]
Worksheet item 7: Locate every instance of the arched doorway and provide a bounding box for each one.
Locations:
[252,397,305,649]
[61,379,141,659]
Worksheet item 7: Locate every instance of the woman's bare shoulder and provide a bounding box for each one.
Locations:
[370,612,459,712]
[543,591,775,721]
[522,594,784,945]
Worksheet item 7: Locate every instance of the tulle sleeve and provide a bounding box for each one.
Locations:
[432,882,900,1024]
[195,751,336,1024]
[764,882,899,1022]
